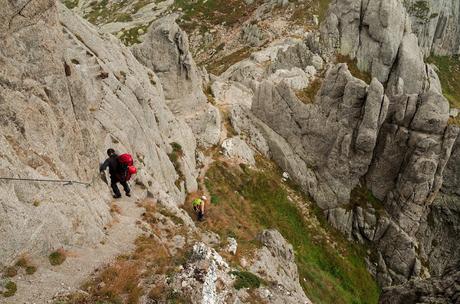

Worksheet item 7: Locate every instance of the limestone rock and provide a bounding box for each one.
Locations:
[416,193,460,277]
[0,1,198,265]
[226,237,238,255]
[366,88,458,235]
[321,0,432,94]
[250,230,312,304]
[221,137,256,165]
[251,64,388,209]
[404,0,460,56]
[379,264,460,304]
[132,15,221,147]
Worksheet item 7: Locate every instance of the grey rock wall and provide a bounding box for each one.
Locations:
[132,15,221,148]
[0,0,199,265]
[404,0,460,56]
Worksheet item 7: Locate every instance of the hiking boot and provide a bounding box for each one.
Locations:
[113,194,122,199]
[126,192,131,197]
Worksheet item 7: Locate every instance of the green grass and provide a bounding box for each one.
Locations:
[427,55,460,109]
[230,271,263,290]
[63,0,79,9]
[174,0,263,31]
[118,24,151,46]
[203,160,380,304]
[2,281,17,297]
[85,0,136,25]
[49,250,66,266]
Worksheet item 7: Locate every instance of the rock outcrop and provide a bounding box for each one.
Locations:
[379,263,460,304]
[0,0,200,266]
[163,230,311,304]
[210,0,460,289]
[251,65,388,209]
[404,0,460,56]
[132,15,221,148]
[320,0,442,95]
[250,229,311,304]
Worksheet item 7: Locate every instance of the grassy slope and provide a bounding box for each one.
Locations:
[193,159,380,304]
[428,56,460,109]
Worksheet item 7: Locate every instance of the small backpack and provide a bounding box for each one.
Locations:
[118,153,137,181]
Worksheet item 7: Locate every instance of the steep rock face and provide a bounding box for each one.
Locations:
[366,88,458,235]
[416,194,460,277]
[321,0,439,95]
[379,264,460,304]
[132,16,221,147]
[0,0,199,265]
[317,0,460,287]
[250,229,311,304]
[404,0,460,56]
[251,64,388,209]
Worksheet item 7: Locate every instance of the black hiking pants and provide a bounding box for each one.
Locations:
[110,175,130,197]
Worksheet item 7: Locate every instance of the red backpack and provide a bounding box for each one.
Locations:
[118,153,137,181]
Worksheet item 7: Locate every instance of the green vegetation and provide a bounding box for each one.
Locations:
[85,0,136,25]
[118,24,150,46]
[427,55,460,109]
[348,184,384,213]
[405,0,430,20]
[63,0,79,9]
[200,159,380,304]
[210,194,220,205]
[168,142,185,189]
[174,0,263,31]
[25,266,37,275]
[3,256,37,277]
[2,281,17,297]
[230,271,264,290]
[205,47,252,75]
[49,250,67,266]
[318,0,332,21]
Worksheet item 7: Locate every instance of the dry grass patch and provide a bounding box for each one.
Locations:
[336,54,372,84]
[296,77,323,104]
[110,203,122,215]
[205,47,252,75]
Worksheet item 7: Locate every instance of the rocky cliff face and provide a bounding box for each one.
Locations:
[0,0,202,265]
[404,0,460,56]
[379,263,460,304]
[132,15,221,148]
[209,0,460,293]
[3,0,460,302]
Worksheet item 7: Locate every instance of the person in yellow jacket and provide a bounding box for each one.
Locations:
[192,195,207,221]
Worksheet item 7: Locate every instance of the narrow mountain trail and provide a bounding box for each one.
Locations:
[7,192,145,304]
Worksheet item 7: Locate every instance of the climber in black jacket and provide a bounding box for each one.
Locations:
[99,148,131,198]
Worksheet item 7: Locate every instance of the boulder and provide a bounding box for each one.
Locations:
[221,137,256,165]
[250,230,312,304]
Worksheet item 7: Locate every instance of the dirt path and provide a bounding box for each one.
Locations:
[7,193,144,304]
